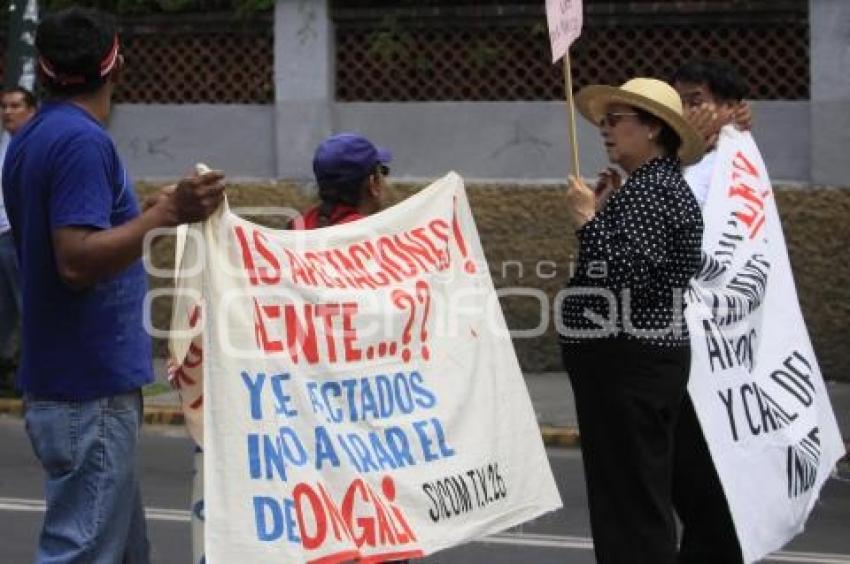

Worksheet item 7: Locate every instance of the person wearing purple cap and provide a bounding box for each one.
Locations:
[290,132,392,229]
[291,134,410,564]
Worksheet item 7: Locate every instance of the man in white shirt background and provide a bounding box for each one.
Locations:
[674,58,750,208]
[0,86,36,393]
[670,58,751,563]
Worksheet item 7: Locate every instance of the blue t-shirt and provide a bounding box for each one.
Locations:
[2,102,153,400]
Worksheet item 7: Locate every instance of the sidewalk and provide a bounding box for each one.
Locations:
[1,362,848,457]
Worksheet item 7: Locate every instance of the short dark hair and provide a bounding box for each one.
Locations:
[634,107,682,159]
[2,86,37,109]
[35,7,118,97]
[672,58,748,103]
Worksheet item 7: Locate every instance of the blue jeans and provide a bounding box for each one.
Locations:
[24,390,150,564]
[0,230,21,362]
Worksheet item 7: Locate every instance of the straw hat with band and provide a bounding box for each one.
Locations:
[575,77,705,165]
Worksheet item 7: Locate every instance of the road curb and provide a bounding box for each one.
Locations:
[0,398,189,427]
[541,425,581,448]
[0,398,23,417]
[2,398,847,457]
[143,407,186,426]
[1,398,583,447]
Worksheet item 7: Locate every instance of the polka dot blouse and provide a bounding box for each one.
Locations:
[560,156,704,348]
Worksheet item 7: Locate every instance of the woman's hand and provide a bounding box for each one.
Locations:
[566,175,596,229]
[595,168,622,212]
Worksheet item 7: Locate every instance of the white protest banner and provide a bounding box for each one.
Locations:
[169,220,205,446]
[170,172,562,563]
[545,0,583,63]
[686,128,844,563]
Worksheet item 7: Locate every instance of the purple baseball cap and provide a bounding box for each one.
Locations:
[312,133,392,187]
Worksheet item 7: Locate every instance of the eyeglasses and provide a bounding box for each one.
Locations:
[376,164,390,176]
[599,112,639,128]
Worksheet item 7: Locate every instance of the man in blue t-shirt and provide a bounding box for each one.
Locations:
[2,8,225,563]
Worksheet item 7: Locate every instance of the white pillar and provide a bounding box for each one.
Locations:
[809,0,850,185]
[274,0,335,180]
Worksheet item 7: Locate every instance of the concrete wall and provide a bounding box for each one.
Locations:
[109,104,276,181]
[810,0,850,186]
[109,100,810,184]
[336,100,810,183]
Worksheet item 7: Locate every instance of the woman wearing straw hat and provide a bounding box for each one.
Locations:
[559,78,705,564]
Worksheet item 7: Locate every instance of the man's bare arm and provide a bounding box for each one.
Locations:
[53,171,225,290]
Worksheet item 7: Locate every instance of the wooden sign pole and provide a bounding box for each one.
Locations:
[563,50,580,178]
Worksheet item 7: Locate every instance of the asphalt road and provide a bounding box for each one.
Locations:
[1,415,849,564]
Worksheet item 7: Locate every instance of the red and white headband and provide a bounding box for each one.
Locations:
[38,35,120,86]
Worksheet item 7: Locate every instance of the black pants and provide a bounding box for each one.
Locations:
[562,339,689,564]
[672,395,744,564]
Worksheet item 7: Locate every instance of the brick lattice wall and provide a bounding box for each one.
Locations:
[1,3,807,103]
[335,1,809,101]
